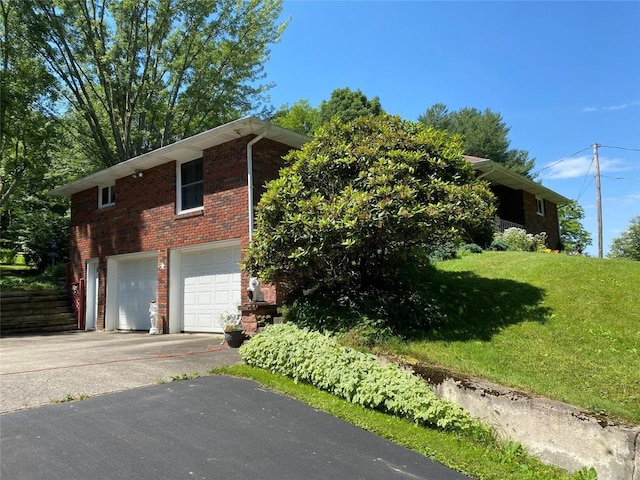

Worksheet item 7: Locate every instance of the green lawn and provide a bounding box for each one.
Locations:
[393,252,639,423]
[0,264,64,291]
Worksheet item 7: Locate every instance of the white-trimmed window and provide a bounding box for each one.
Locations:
[99,185,116,208]
[178,158,204,213]
[535,196,545,217]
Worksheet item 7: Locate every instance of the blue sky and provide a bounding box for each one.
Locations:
[261,1,640,256]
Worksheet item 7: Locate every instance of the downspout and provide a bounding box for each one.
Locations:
[247,130,267,241]
[476,165,495,180]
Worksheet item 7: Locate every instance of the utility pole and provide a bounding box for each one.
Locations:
[592,143,603,258]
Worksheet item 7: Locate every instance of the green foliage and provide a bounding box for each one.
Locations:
[245,114,496,297]
[558,200,592,253]
[459,243,483,254]
[24,0,287,167]
[318,87,384,125]
[574,467,598,480]
[52,392,90,403]
[283,284,443,337]
[0,0,60,208]
[0,247,16,264]
[418,103,536,177]
[240,323,487,436]
[0,265,63,291]
[170,372,200,382]
[493,227,547,252]
[426,238,459,262]
[270,99,320,136]
[608,215,640,261]
[13,207,69,272]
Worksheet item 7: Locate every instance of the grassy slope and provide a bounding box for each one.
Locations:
[399,251,639,423]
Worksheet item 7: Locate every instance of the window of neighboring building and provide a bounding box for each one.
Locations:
[99,185,115,208]
[178,158,204,213]
[536,196,545,217]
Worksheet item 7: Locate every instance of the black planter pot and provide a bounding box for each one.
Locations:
[224,330,245,348]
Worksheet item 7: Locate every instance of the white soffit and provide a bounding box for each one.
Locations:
[51,116,310,197]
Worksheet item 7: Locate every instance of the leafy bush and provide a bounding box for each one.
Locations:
[459,243,483,254]
[14,210,70,272]
[0,248,16,264]
[240,323,487,436]
[489,239,510,251]
[283,280,444,338]
[244,114,496,297]
[426,238,459,263]
[493,228,547,252]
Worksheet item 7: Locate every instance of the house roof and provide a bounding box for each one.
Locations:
[50,116,310,197]
[464,155,570,206]
[51,117,569,207]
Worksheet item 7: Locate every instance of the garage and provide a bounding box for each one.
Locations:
[105,254,158,331]
[177,242,241,333]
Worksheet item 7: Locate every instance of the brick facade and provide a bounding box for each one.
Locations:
[69,135,291,331]
[491,185,561,250]
[522,191,561,250]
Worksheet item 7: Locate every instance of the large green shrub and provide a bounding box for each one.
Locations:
[240,323,486,436]
[244,115,496,297]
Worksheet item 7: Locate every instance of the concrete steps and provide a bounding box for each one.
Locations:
[1,290,77,336]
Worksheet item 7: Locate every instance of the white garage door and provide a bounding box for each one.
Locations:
[181,245,241,333]
[117,256,158,330]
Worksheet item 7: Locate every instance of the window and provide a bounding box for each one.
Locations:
[179,158,204,212]
[99,185,115,208]
[535,196,545,217]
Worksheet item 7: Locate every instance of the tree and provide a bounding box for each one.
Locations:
[418,103,536,177]
[318,87,384,126]
[25,0,287,168]
[608,215,640,261]
[0,0,59,208]
[271,100,320,136]
[244,114,496,297]
[558,200,592,253]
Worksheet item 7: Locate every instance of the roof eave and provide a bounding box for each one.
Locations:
[50,116,311,197]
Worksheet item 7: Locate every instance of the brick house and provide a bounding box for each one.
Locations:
[52,117,307,334]
[52,118,568,333]
[465,156,569,249]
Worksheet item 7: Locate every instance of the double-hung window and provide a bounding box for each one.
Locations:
[535,196,545,217]
[179,158,204,213]
[99,185,115,208]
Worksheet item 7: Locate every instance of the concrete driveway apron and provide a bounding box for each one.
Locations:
[0,330,241,413]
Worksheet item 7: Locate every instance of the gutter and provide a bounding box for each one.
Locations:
[247,130,267,241]
[476,165,495,180]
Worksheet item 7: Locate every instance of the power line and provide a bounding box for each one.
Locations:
[601,175,640,182]
[534,146,591,176]
[575,157,595,202]
[599,145,640,152]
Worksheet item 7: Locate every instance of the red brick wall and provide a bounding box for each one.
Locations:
[522,191,561,249]
[69,135,291,330]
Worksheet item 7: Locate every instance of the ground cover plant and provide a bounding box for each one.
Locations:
[213,365,585,480]
[239,323,485,435]
[397,251,640,423]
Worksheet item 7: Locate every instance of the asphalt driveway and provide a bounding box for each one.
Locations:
[0,330,241,413]
[1,375,470,479]
[1,331,471,479]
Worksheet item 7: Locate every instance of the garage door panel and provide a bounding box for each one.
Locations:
[181,245,241,333]
[117,257,157,331]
